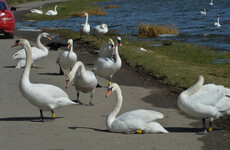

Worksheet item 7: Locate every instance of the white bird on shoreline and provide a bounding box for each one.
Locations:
[66,61,98,106]
[12,32,51,68]
[214,15,221,28]
[178,75,230,134]
[91,23,109,41]
[11,39,77,121]
[210,0,214,5]
[56,39,77,75]
[92,37,122,84]
[80,13,90,38]
[30,7,43,14]
[45,5,57,16]
[106,83,168,134]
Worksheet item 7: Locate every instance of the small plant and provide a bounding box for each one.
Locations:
[138,24,179,38]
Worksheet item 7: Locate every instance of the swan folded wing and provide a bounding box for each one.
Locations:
[117,109,164,123]
[12,47,45,60]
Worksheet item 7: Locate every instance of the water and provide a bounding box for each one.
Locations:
[16,0,230,51]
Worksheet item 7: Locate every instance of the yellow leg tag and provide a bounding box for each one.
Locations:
[52,113,56,118]
[208,127,212,132]
[136,129,143,134]
[109,81,112,85]
[32,64,36,67]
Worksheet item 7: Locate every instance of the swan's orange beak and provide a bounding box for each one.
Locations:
[47,35,52,41]
[119,43,122,47]
[66,80,70,89]
[11,43,18,47]
[106,90,112,97]
[67,43,70,49]
[82,14,86,17]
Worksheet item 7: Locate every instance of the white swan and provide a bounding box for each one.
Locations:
[66,61,98,106]
[12,32,51,68]
[30,8,43,14]
[214,15,221,28]
[45,5,57,16]
[178,75,230,134]
[11,39,77,121]
[99,38,115,58]
[92,37,122,84]
[91,23,109,41]
[210,0,214,5]
[105,83,168,134]
[80,13,90,38]
[56,39,77,75]
[200,6,206,16]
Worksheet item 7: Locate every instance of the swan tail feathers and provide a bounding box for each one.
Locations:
[144,122,168,133]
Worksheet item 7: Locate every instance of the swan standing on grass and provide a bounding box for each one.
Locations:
[214,15,221,28]
[105,83,168,134]
[80,13,90,38]
[66,61,98,106]
[92,37,122,85]
[178,75,230,134]
[11,39,77,121]
[56,39,77,75]
[91,23,109,41]
[30,7,43,14]
[12,32,51,68]
[45,5,57,16]
[200,6,206,16]
[99,38,115,58]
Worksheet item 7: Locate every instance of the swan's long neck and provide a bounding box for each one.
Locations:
[68,61,86,81]
[85,15,88,25]
[181,76,204,97]
[217,17,220,24]
[107,86,123,128]
[54,6,57,12]
[114,43,121,66]
[37,34,48,56]
[21,42,32,84]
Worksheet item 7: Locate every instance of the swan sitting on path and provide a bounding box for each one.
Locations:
[91,23,109,41]
[177,75,230,134]
[56,39,77,75]
[80,13,90,38]
[12,32,51,68]
[45,5,58,16]
[92,37,122,84]
[11,39,77,121]
[30,7,43,14]
[105,83,168,134]
[214,15,221,28]
[66,61,98,106]
[200,6,206,16]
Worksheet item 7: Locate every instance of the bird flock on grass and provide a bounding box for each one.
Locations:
[9,0,230,135]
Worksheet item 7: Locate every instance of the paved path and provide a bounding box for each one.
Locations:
[0,1,206,149]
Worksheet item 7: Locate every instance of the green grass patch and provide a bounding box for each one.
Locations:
[44,29,230,91]
[139,24,179,38]
[6,0,38,5]
[25,0,109,21]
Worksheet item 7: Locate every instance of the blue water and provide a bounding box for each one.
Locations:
[16,0,230,51]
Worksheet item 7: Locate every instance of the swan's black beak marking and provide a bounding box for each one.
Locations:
[11,40,20,47]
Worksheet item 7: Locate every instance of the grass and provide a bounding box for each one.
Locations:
[25,0,109,21]
[6,0,37,5]
[44,29,230,92]
[138,24,179,38]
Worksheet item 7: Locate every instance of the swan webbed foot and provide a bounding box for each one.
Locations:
[72,100,84,105]
[197,128,209,135]
[84,102,94,106]
[122,129,145,134]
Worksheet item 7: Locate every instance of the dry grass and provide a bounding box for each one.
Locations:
[138,24,179,38]
[73,9,107,17]
[105,5,120,9]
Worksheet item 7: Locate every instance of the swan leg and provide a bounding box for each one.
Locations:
[85,91,94,106]
[40,109,44,121]
[197,118,208,135]
[73,92,83,105]
[51,110,55,121]
[208,119,213,132]
[59,64,64,75]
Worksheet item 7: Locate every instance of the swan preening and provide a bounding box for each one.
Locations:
[45,5,58,16]
[56,39,77,75]
[30,7,43,14]
[80,13,90,38]
[106,83,168,134]
[200,6,206,16]
[12,32,51,68]
[214,15,221,28]
[178,75,230,134]
[11,39,77,121]
[93,37,122,84]
[91,23,109,41]
[66,61,98,106]
[99,38,115,58]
